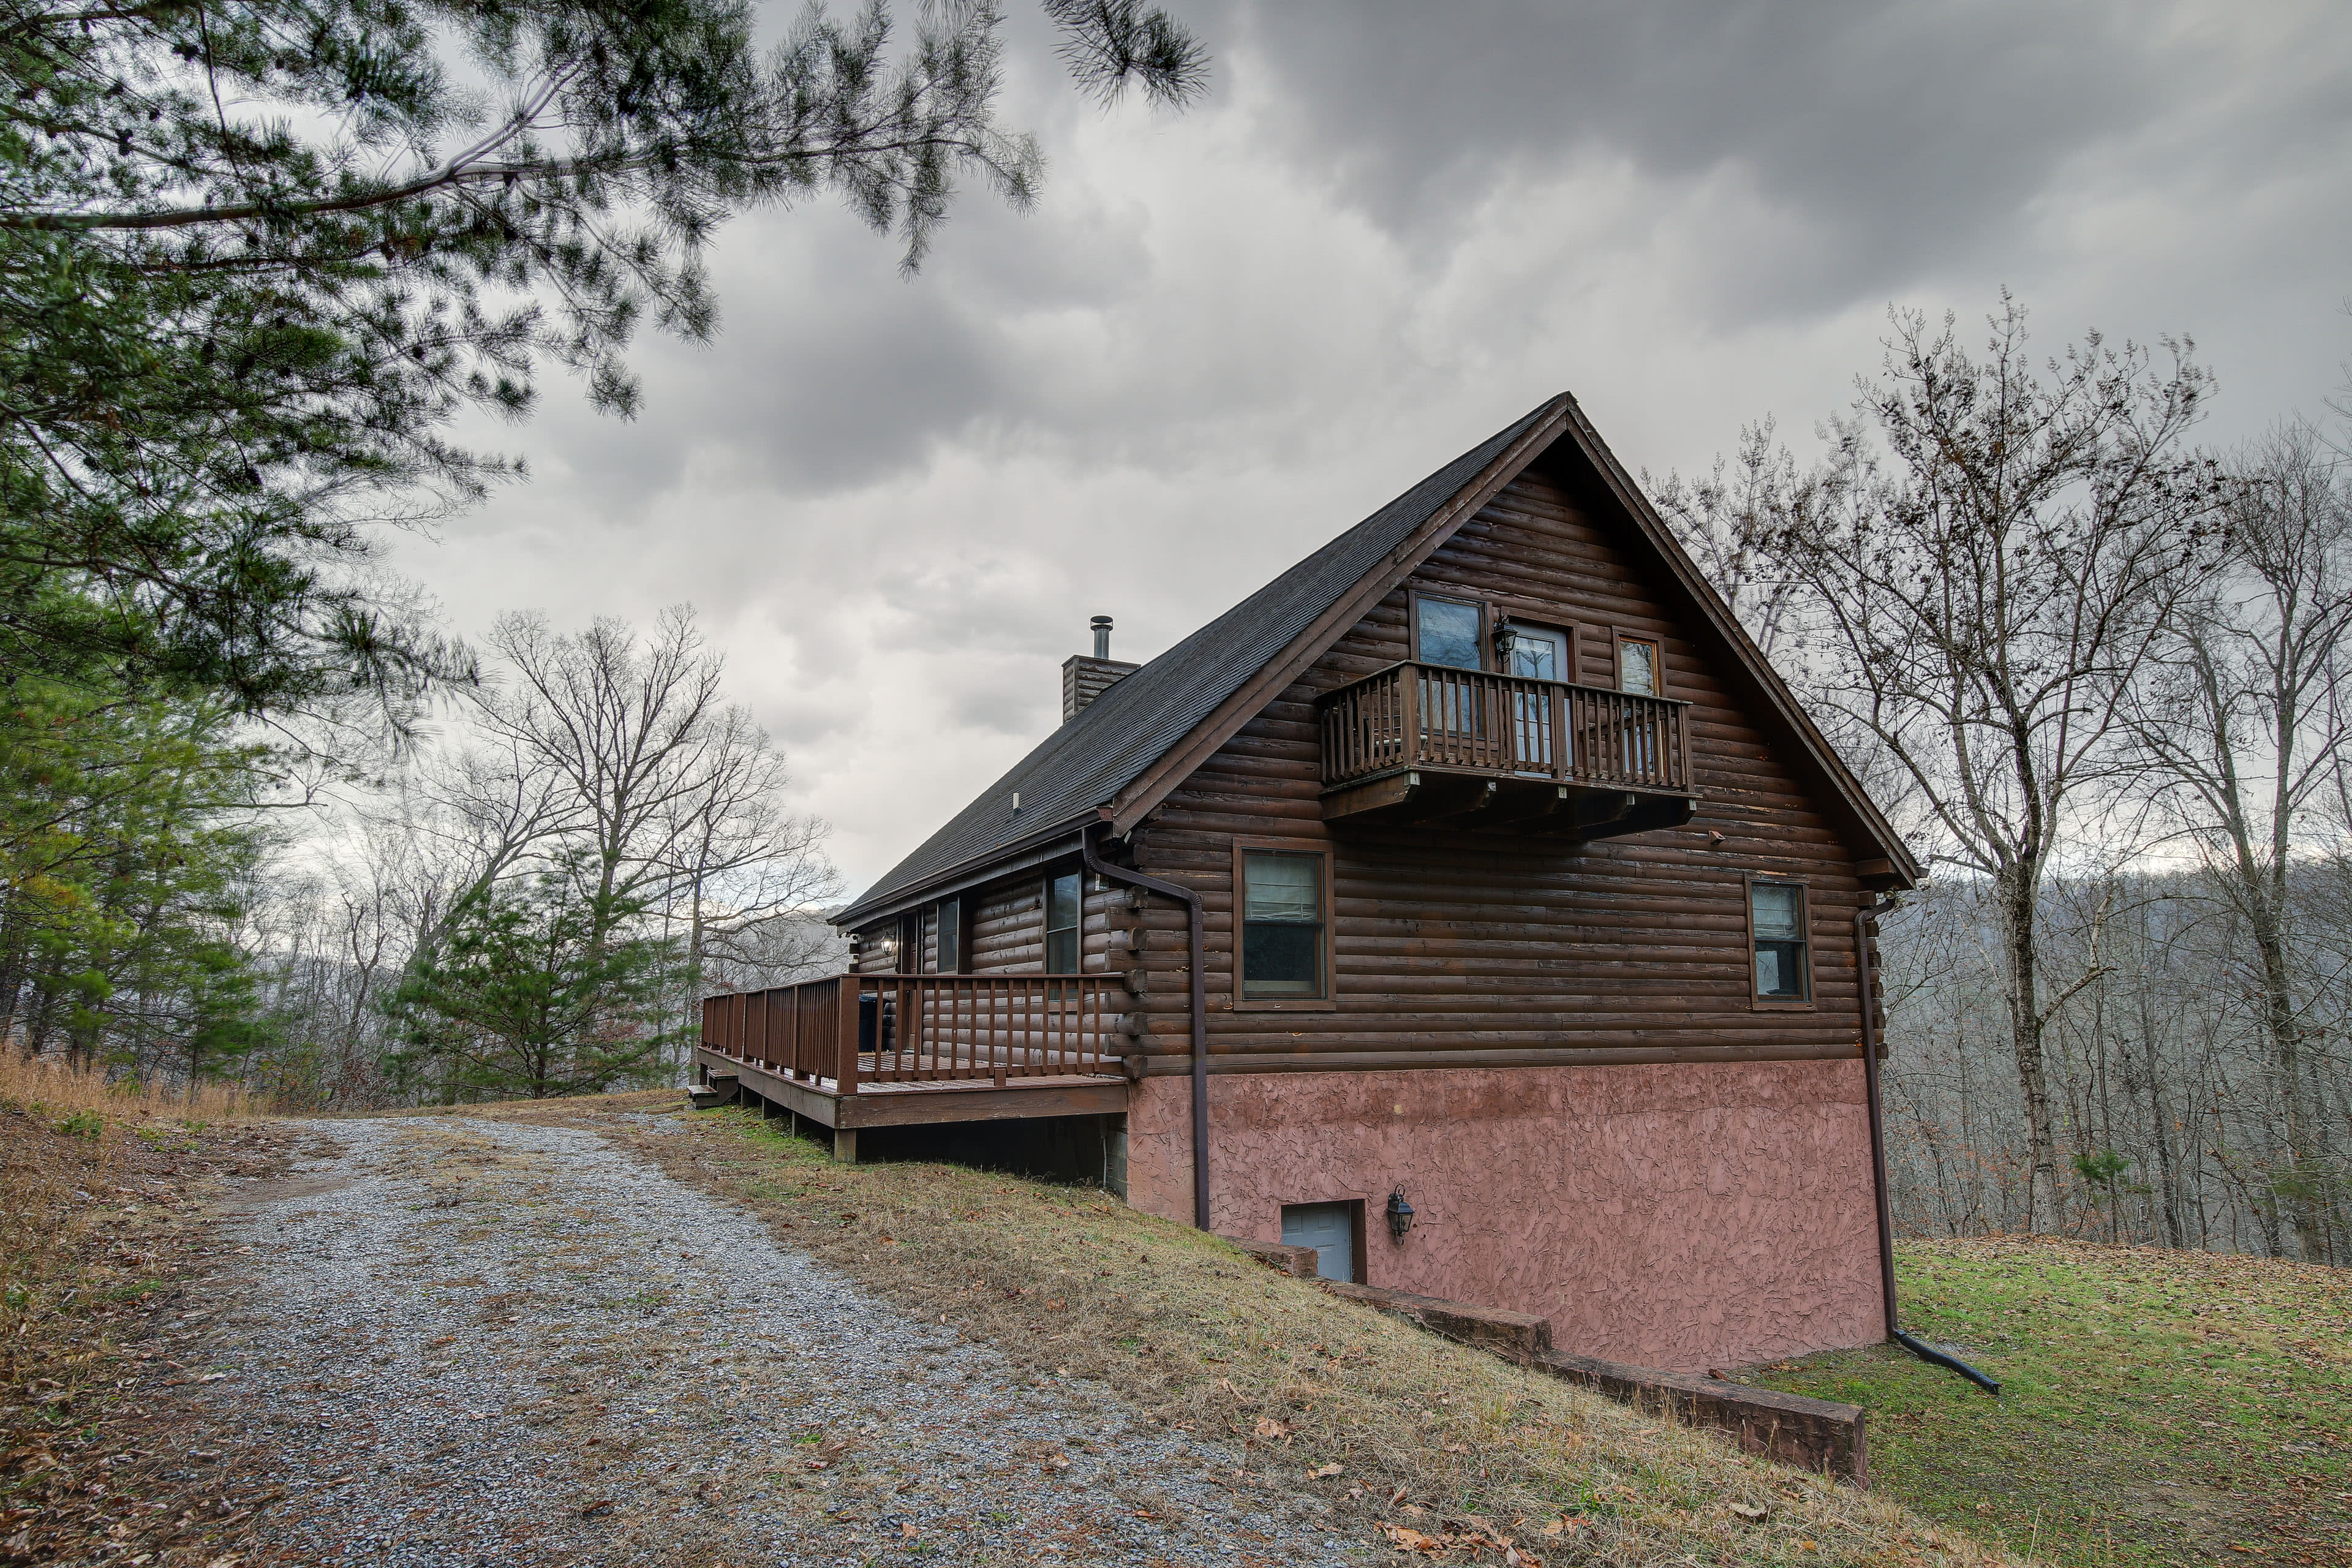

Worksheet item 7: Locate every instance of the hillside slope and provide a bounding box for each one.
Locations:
[1751,1238,2350,1567]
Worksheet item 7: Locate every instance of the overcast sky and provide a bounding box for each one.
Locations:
[390,0,2352,897]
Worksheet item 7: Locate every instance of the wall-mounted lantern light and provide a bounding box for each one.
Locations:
[1386,1188,1415,1242]
[1491,616,1519,665]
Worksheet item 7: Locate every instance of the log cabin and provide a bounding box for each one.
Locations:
[696,393,1919,1371]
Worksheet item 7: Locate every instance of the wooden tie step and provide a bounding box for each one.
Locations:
[687,1071,739,1110]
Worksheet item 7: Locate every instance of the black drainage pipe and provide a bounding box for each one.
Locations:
[1891,1329,2002,1396]
[1856,897,2002,1398]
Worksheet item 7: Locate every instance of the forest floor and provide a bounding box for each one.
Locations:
[4,1091,2016,1568]
[0,1085,304,1567]
[1747,1237,2352,1568]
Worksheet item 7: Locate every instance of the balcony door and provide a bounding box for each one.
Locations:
[1506,625,1568,772]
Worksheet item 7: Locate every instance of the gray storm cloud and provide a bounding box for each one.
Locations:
[391,0,2352,890]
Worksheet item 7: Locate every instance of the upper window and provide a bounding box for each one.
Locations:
[1618,636,1660,696]
[1750,881,1810,1001]
[1241,851,1325,998]
[1044,872,1082,974]
[1505,623,1570,682]
[934,895,963,973]
[1415,596,1483,671]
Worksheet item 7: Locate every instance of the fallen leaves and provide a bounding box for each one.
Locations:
[1379,1518,1545,1564]
[1307,1461,1342,1479]
[801,1438,855,1471]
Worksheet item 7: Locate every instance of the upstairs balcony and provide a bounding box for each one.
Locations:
[1316,661,1699,838]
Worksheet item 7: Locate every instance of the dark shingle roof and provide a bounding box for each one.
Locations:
[835,403,1555,925]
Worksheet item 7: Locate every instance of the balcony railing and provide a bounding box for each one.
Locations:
[1318,661,1691,794]
[699,973,1125,1093]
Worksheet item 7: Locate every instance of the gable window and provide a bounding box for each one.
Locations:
[1749,881,1811,1003]
[1618,636,1660,695]
[935,895,963,973]
[1044,871,1082,974]
[1240,850,1326,999]
[1414,595,1483,671]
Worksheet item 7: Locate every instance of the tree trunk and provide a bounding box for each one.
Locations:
[2135,1017,2187,1249]
[2243,892,2326,1260]
[1996,864,2063,1232]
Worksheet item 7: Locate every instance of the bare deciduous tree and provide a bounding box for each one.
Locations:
[1667,296,2230,1231]
[2128,423,2352,1257]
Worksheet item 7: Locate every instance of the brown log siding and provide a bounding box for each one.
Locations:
[1124,461,1866,1069]
[857,872,1125,977]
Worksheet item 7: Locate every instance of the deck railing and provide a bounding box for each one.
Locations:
[1318,660,1691,794]
[699,973,1124,1092]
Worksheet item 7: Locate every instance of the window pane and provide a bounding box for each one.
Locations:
[1509,628,1563,682]
[1244,921,1320,995]
[1619,639,1657,695]
[1756,940,1806,998]
[935,899,960,973]
[1245,854,1319,921]
[1417,598,1482,670]
[1044,873,1080,974]
[1751,883,1801,940]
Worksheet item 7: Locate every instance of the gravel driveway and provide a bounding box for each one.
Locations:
[194,1115,1363,1567]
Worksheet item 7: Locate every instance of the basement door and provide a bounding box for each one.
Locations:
[1280,1202,1360,1284]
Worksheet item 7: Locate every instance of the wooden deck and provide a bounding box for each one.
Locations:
[1317,660,1698,836]
[696,973,1129,1145]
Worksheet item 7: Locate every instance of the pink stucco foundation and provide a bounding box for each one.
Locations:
[1125,1060,1885,1371]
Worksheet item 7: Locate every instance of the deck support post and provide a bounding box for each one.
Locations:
[832,1127,859,1164]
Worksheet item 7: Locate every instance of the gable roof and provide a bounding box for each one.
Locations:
[835,394,1916,928]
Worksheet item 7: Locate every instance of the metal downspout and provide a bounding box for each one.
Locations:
[1855,895,2001,1396]
[1082,825,1211,1229]
[1855,898,1901,1338]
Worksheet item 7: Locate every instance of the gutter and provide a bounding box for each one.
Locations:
[1082,824,1210,1230]
[1855,897,2001,1397]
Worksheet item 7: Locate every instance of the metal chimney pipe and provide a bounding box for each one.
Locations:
[1090,615,1113,660]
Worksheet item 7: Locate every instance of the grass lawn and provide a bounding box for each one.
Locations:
[1746,1238,2351,1568]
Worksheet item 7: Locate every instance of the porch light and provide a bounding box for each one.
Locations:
[1491,616,1518,663]
[1386,1188,1415,1242]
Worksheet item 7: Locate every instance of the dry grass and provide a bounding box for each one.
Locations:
[498,1097,2029,1568]
[0,1060,292,1567]
[0,1054,271,1129]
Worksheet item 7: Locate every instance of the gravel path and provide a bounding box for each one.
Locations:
[194,1115,1363,1567]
